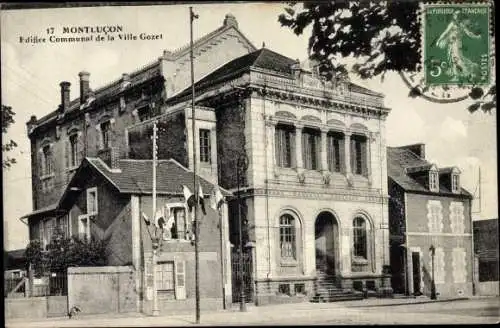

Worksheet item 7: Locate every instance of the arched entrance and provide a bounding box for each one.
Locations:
[315,212,340,278]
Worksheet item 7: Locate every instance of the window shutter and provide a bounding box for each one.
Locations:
[327,136,332,172]
[350,139,356,173]
[275,128,281,167]
[302,133,309,169]
[175,260,186,299]
[315,134,321,170]
[361,139,368,176]
[339,137,345,173]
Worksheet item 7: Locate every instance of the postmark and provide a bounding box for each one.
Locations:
[422,2,492,86]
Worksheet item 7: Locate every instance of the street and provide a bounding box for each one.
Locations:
[6,297,499,326]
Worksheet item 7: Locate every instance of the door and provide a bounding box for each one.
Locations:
[412,252,422,296]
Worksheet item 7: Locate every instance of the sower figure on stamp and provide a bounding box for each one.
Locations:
[435,10,482,82]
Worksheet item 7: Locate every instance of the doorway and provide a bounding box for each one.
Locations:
[315,212,339,277]
[412,252,422,296]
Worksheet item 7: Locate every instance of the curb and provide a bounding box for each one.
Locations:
[346,297,470,308]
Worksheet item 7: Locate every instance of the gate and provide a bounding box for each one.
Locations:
[231,250,253,303]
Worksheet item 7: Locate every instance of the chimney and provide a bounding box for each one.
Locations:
[27,115,37,134]
[223,13,238,28]
[78,71,90,104]
[97,146,121,171]
[59,81,71,113]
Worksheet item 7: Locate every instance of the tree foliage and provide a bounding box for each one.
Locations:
[25,229,107,276]
[2,105,18,168]
[278,1,496,112]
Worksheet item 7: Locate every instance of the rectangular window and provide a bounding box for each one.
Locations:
[69,134,78,167]
[429,172,439,192]
[302,128,320,170]
[78,215,90,240]
[86,187,98,215]
[452,174,460,193]
[156,261,175,291]
[56,215,69,239]
[42,145,53,176]
[137,106,150,122]
[275,124,295,168]
[351,135,367,176]
[199,129,211,163]
[280,214,296,260]
[101,121,111,149]
[165,207,187,241]
[327,132,344,173]
[278,283,290,296]
[294,283,306,296]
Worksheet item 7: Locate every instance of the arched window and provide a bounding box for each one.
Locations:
[353,217,367,259]
[280,214,296,260]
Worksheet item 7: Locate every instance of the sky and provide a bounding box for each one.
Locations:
[2,3,497,250]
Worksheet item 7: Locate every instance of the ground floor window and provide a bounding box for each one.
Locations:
[156,261,175,294]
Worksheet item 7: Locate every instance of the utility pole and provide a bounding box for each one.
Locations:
[190,6,201,324]
[152,120,160,316]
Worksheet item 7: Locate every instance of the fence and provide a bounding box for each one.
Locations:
[31,272,67,297]
[4,277,25,297]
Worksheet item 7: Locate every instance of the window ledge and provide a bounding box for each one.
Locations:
[352,257,369,265]
[280,260,298,267]
[162,239,192,243]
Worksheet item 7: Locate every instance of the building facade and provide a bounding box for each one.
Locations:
[388,144,474,298]
[168,48,393,303]
[23,13,393,307]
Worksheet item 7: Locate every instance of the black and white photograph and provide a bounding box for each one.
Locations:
[2,1,498,326]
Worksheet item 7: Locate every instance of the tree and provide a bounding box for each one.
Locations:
[278,1,496,113]
[2,105,18,168]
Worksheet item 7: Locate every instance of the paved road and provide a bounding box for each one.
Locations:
[6,297,499,327]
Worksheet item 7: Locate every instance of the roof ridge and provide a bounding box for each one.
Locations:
[171,25,228,57]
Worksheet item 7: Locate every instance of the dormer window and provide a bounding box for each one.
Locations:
[451,174,460,193]
[101,121,111,149]
[429,171,439,192]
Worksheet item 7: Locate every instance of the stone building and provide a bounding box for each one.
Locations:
[22,13,393,308]
[167,47,393,303]
[388,144,474,298]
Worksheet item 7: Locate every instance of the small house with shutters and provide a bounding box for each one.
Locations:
[53,153,232,314]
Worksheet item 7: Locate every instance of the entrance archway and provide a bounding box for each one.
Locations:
[315,212,339,277]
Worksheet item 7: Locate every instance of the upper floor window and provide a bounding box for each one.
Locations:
[427,200,443,233]
[86,187,98,215]
[280,214,296,260]
[327,132,344,173]
[199,129,211,164]
[137,106,150,122]
[163,207,188,241]
[429,171,439,192]
[275,124,295,168]
[100,121,111,149]
[42,144,54,176]
[353,217,367,259]
[350,135,368,176]
[69,133,79,168]
[451,174,460,193]
[302,128,321,170]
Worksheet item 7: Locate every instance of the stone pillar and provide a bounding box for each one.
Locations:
[266,120,277,177]
[295,124,304,170]
[320,128,328,172]
[340,225,351,275]
[344,131,352,175]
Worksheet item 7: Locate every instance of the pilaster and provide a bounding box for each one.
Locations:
[295,123,304,171]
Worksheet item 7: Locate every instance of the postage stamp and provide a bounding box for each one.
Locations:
[422,2,492,86]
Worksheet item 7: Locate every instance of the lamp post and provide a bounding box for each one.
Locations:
[236,153,248,312]
[429,245,437,300]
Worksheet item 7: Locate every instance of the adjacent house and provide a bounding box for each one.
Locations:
[387,144,474,298]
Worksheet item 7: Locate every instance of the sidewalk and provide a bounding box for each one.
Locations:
[6,296,492,327]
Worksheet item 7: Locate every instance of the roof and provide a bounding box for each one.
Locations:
[30,16,256,129]
[20,202,58,219]
[387,147,472,197]
[170,47,382,102]
[83,157,232,196]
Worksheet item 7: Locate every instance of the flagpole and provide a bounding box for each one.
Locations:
[190,6,201,324]
[152,120,159,317]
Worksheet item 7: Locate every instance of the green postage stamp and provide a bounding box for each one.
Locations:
[423,2,492,86]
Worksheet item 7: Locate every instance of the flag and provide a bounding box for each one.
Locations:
[210,185,225,211]
[142,212,151,226]
[154,209,164,229]
[198,184,206,215]
[182,185,196,212]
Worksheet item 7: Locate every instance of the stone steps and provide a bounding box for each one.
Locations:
[310,275,363,303]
